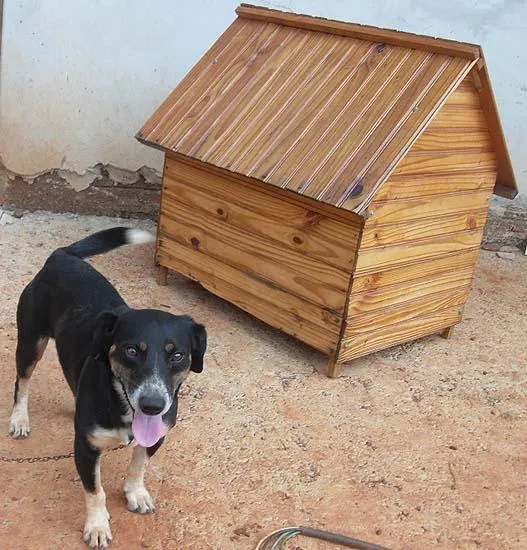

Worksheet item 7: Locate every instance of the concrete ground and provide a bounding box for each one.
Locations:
[0,212,525,550]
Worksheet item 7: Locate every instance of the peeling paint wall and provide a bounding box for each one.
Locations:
[1,0,526,193]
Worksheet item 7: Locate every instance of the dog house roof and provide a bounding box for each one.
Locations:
[137,4,517,213]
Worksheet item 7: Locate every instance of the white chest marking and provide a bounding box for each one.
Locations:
[88,426,132,450]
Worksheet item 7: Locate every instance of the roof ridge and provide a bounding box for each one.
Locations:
[236,4,481,59]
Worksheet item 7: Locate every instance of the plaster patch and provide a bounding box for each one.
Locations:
[57,167,102,192]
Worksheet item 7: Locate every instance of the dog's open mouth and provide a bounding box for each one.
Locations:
[132,410,165,448]
[117,378,166,448]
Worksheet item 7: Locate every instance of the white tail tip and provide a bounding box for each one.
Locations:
[126,228,155,245]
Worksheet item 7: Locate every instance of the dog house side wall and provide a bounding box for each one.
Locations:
[156,155,363,355]
[340,74,498,362]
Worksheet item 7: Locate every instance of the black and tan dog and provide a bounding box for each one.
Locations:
[8,227,206,548]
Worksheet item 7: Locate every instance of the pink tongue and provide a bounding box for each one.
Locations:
[132,411,165,448]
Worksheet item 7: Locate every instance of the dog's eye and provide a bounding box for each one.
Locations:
[170,352,184,364]
[125,346,138,358]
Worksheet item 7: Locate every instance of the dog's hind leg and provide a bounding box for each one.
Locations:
[123,442,163,514]
[9,288,49,438]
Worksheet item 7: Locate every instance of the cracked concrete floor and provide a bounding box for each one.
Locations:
[0,212,526,550]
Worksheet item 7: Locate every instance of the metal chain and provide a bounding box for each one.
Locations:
[0,444,127,464]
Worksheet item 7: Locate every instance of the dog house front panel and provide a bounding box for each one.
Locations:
[156,156,362,354]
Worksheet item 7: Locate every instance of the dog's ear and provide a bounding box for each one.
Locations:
[92,311,120,359]
[190,323,207,373]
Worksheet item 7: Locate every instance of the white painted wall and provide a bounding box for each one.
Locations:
[1,0,526,192]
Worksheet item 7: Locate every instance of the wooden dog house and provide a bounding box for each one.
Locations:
[137,4,517,376]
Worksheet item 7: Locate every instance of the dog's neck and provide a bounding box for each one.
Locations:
[111,377,134,425]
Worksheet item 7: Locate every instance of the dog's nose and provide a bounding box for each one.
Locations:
[138,394,166,415]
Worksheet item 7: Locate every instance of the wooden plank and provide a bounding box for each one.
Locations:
[374,171,496,200]
[157,237,343,332]
[445,86,481,107]
[194,33,363,163]
[286,50,435,196]
[441,326,455,339]
[409,130,493,152]
[392,150,496,177]
[157,248,339,353]
[347,266,474,316]
[138,19,248,140]
[237,42,405,183]
[168,153,365,226]
[341,56,475,211]
[233,45,416,180]
[474,59,518,197]
[456,77,476,90]
[361,209,488,248]
[331,60,477,193]
[351,249,479,293]
[158,266,168,286]
[425,105,488,130]
[366,189,492,224]
[158,205,350,312]
[327,354,342,378]
[162,23,288,150]
[236,5,481,59]
[346,286,470,334]
[139,19,265,144]
[354,229,485,276]
[340,306,462,361]
[164,160,359,274]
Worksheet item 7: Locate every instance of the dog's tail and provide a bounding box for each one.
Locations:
[60,227,154,260]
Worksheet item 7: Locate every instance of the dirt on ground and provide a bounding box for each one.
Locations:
[0,212,525,550]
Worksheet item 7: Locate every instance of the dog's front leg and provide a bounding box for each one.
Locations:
[123,445,156,514]
[75,434,112,548]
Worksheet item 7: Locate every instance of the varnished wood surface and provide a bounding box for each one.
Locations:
[137,12,475,213]
[351,249,479,293]
[340,306,462,361]
[365,189,492,226]
[236,5,481,59]
[374,172,496,200]
[361,209,488,248]
[157,248,340,353]
[347,267,474,317]
[163,159,360,271]
[346,286,469,335]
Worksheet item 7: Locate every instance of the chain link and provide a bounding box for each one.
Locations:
[0,445,127,464]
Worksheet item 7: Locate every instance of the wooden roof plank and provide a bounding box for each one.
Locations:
[473,56,518,198]
[160,22,281,150]
[137,18,256,142]
[203,32,352,169]
[137,5,517,210]
[260,46,417,190]
[236,4,481,59]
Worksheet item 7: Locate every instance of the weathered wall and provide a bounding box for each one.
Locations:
[1,1,526,196]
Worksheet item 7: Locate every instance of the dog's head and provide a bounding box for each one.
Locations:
[93,309,206,444]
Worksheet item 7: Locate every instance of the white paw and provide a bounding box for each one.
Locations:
[83,511,112,549]
[124,484,155,514]
[9,409,31,439]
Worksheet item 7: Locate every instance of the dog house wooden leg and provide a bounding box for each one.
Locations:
[327,354,342,378]
[440,326,455,339]
[157,266,168,286]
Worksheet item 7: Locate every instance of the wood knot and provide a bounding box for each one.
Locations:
[375,43,386,54]
[348,178,364,198]
[304,211,321,228]
[467,215,477,230]
[292,235,304,246]
[190,237,200,249]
